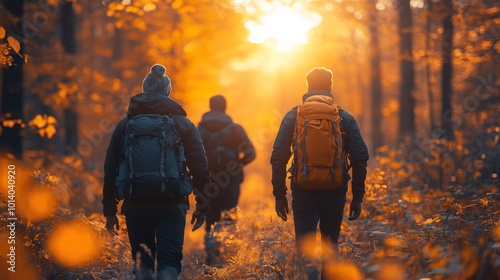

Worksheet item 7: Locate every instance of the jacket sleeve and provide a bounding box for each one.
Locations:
[270,109,296,198]
[175,117,211,213]
[102,119,127,216]
[343,113,369,203]
[233,124,256,166]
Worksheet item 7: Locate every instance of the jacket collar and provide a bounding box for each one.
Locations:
[126,92,187,117]
[302,90,334,102]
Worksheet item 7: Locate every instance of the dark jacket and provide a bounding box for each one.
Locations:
[197,110,256,176]
[270,90,369,202]
[102,93,210,216]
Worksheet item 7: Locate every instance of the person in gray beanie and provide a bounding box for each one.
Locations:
[142,64,172,96]
[103,64,210,279]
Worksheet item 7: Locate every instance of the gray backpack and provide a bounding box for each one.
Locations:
[198,124,238,171]
[115,114,192,200]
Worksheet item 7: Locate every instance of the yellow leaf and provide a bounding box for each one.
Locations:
[45,126,57,139]
[0,27,5,39]
[2,119,19,128]
[423,218,434,225]
[47,116,57,125]
[480,198,489,207]
[30,114,46,129]
[413,214,424,224]
[7,36,21,53]
[38,129,46,138]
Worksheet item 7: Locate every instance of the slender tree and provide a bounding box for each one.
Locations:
[425,0,436,133]
[0,0,24,158]
[398,0,416,141]
[61,1,79,153]
[441,0,454,140]
[369,0,383,151]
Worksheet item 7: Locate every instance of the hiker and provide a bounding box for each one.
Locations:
[270,67,369,279]
[197,95,256,265]
[102,64,210,280]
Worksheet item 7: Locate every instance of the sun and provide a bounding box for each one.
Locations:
[237,1,322,52]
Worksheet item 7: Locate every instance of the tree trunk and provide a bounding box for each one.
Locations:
[441,0,454,140]
[369,0,383,151]
[61,1,79,153]
[425,0,436,134]
[398,0,416,142]
[0,0,24,158]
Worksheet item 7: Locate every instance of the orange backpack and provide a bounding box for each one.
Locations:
[291,95,345,190]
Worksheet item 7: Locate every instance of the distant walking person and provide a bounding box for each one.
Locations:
[197,95,256,265]
[270,67,369,279]
[102,64,210,280]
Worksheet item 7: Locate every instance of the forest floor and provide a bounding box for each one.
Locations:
[0,130,499,279]
[178,168,500,280]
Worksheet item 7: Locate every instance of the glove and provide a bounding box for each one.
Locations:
[348,201,362,221]
[275,196,289,221]
[191,210,206,232]
[105,215,120,236]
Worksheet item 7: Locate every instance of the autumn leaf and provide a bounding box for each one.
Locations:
[29,114,58,139]
[2,119,22,128]
[413,213,424,224]
[30,114,47,129]
[7,36,21,53]
[45,125,57,139]
[47,115,57,125]
[479,198,489,207]
[0,27,5,39]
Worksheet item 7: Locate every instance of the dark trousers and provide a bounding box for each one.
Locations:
[205,177,241,230]
[204,177,241,265]
[292,189,346,279]
[125,205,187,276]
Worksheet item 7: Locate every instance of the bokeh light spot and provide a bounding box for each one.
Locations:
[47,222,100,267]
[26,188,58,221]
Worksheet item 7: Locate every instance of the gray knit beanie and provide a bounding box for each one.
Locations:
[142,64,172,96]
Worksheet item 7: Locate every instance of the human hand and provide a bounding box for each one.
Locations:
[275,196,289,221]
[347,201,361,221]
[191,210,206,231]
[105,215,120,236]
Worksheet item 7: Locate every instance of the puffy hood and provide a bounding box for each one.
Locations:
[126,92,187,117]
[198,110,233,132]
